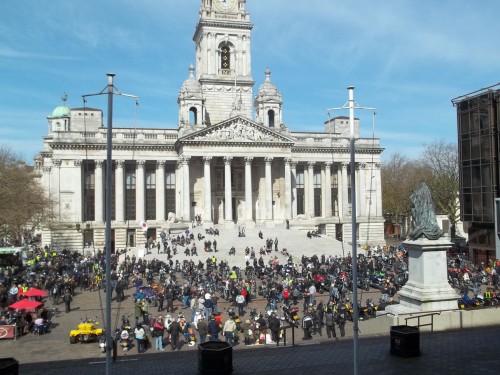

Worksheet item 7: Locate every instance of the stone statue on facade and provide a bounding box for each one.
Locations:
[167,212,178,224]
[407,181,444,241]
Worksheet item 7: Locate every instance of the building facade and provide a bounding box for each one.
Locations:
[35,0,384,252]
[453,83,500,264]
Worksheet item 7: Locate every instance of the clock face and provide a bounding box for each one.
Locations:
[215,0,236,12]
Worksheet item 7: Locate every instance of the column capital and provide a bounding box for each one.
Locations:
[156,160,166,168]
[341,162,350,170]
[114,160,125,168]
[264,156,273,164]
[203,156,213,165]
[307,161,315,169]
[43,166,52,173]
[136,160,146,168]
[324,161,333,168]
[95,160,105,168]
[244,156,254,165]
[357,162,366,170]
[53,159,62,167]
[74,160,82,167]
[223,156,233,166]
[374,163,381,169]
[284,157,293,166]
[179,155,191,165]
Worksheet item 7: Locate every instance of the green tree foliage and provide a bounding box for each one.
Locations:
[0,146,52,245]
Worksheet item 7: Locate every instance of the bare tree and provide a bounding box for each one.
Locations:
[419,140,460,236]
[0,146,53,245]
[381,153,431,235]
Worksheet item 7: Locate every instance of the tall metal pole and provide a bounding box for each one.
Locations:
[326,86,376,375]
[348,86,359,375]
[105,73,115,374]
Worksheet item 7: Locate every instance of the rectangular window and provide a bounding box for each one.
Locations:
[313,169,321,188]
[296,165,304,188]
[145,163,156,220]
[103,162,116,221]
[216,169,224,191]
[296,165,305,215]
[165,165,176,216]
[125,162,136,220]
[83,161,95,222]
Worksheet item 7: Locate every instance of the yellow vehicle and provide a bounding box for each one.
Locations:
[69,317,104,344]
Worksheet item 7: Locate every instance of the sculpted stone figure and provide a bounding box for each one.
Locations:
[408,182,444,241]
[167,212,178,224]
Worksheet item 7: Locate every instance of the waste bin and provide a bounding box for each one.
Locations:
[198,341,233,375]
[390,325,420,357]
[0,358,19,375]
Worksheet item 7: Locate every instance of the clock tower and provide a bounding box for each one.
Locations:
[192,0,254,125]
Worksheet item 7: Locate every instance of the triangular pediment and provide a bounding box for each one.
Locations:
[178,116,294,144]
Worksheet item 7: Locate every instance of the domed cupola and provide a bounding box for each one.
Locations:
[178,65,205,130]
[47,93,71,134]
[254,68,283,128]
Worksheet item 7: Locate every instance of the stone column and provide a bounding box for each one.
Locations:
[324,162,332,217]
[265,157,273,220]
[358,163,366,217]
[180,156,191,222]
[74,160,82,223]
[307,162,315,217]
[224,156,233,222]
[374,163,382,218]
[203,156,213,223]
[156,161,165,222]
[284,158,292,220]
[244,157,253,221]
[115,160,125,222]
[337,164,343,217]
[94,160,104,223]
[136,160,146,221]
[291,161,297,218]
[341,162,349,217]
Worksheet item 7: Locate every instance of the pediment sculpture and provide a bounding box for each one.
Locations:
[190,121,288,143]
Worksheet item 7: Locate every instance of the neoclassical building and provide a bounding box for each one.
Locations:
[35,0,384,252]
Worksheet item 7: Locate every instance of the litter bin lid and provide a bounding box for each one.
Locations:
[199,341,232,351]
[391,325,419,333]
[0,358,19,368]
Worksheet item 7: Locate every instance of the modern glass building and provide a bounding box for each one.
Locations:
[453,83,500,264]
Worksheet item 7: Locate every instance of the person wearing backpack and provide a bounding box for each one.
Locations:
[302,310,313,340]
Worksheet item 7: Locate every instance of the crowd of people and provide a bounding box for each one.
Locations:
[2,225,462,356]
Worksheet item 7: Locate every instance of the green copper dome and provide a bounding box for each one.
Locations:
[51,105,71,118]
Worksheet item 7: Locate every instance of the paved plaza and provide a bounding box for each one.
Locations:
[2,225,498,374]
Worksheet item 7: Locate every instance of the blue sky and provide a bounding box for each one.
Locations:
[1,0,499,163]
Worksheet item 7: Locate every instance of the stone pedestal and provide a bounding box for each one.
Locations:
[386,237,458,315]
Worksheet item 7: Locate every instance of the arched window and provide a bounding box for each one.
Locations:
[268,110,275,127]
[189,107,198,125]
[221,45,231,71]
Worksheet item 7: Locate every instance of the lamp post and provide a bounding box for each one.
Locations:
[83,74,138,375]
[326,86,376,375]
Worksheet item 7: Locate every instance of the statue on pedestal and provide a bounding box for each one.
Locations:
[408,181,443,241]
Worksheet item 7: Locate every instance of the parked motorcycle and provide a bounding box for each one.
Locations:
[457,294,481,309]
[281,303,300,327]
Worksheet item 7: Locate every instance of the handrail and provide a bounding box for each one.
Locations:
[404,312,441,333]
